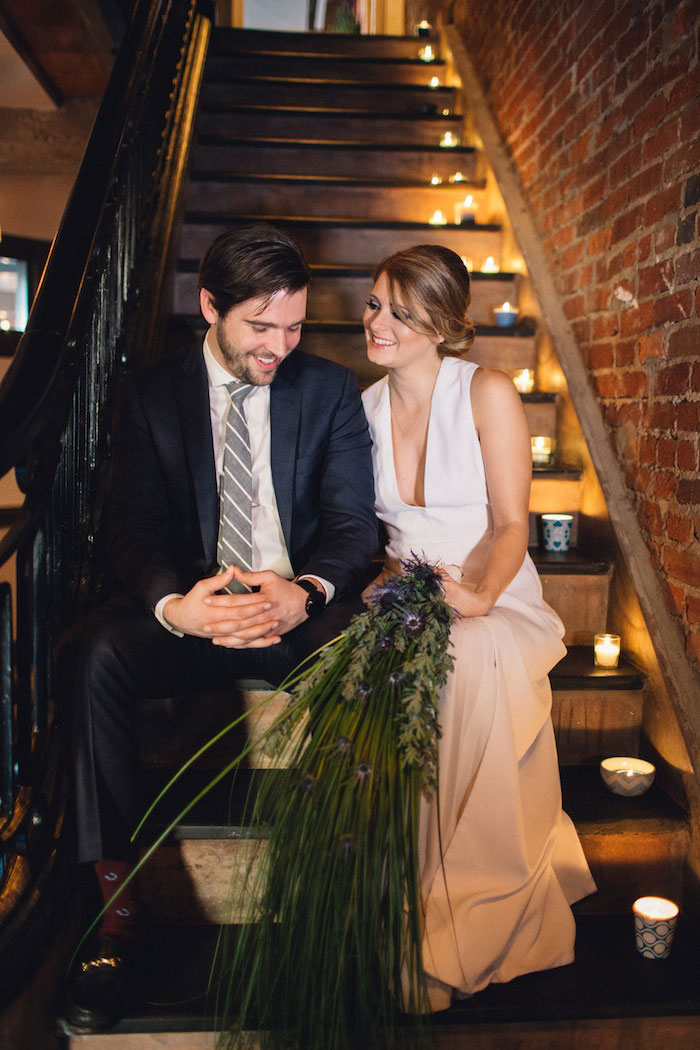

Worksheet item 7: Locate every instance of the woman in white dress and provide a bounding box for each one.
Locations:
[360,244,596,1010]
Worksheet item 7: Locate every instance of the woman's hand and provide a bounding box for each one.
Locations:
[438,570,495,618]
[361,569,389,605]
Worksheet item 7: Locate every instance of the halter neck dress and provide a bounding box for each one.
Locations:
[362,357,596,1006]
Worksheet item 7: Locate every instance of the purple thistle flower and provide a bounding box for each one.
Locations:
[376,635,393,653]
[355,763,371,786]
[356,682,372,701]
[338,834,358,859]
[299,775,317,796]
[335,736,352,754]
[402,610,425,637]
[388,671,405,689]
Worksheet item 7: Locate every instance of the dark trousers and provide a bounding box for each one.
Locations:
[62,595,362,863]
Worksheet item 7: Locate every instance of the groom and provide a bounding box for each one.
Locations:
[65,224,378,1030]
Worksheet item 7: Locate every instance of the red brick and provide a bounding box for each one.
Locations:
[638,259,675,298]
[670,69,700,111]
[677,401,700,430]
[655,224,676,253]
[680,99,700,140]
[629,162,664,204]
[663,545,700,583]
[687,597,700,625]
[633,94,667,139]
[638,331,665,361]
[663,137,700,182]
[655,471,678,501]
[592,314,618,339]
[623,242,637,268]
[611,204,644,245]
[621,370,647,396]
[588,342,614,369]
[668,325,700,359]
[600,183,629,222]
[639,435,657,464]
[610,143,643,188]
[657,438,676,468]
[647,401,677,429]
[656,362,691,395]
[676,248,700,286]
[653,291,693,326]
[637,233,652,261]
[616,402,643,426]
[667,513,693,544]
[620,299,654,336]
[594,372,618,397]
[561,241,584,270]
[643,184,682,226]
[663,579,687,617]
[686,632,700,670]
[588,286,609,312]
[564,293,586,319]
[677,440,698,471]
[639,499,663,535]
[616,339,636,367]
[677,479,700,505]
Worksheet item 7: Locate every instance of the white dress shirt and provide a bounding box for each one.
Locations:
[155,334,333,634]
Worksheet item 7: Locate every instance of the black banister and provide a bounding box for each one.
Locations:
[0,0,211,1006]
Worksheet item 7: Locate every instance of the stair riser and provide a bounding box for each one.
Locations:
[553,689,643,765]
[139,824,686,923]
[173,271,519,325]
[185,180,484,223]
[213,29,438,59]
[179,221,498,267]
[197,110,462,145]
[206,55,447,84]
[191,142,479,181]
[201,81,458,112]
[540,571,612,647]
[292,330,537,384]
[530,476,583,516]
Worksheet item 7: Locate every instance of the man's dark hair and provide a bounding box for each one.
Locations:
[198,223,310,316]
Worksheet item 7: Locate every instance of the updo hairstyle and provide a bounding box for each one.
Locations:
[373,244,475,357]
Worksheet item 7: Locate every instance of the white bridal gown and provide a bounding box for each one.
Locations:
[362,357,596,1008]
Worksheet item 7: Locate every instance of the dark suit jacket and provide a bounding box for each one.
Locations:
[105,342,378,612]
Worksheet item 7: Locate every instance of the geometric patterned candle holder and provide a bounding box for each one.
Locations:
[633,896,679,959]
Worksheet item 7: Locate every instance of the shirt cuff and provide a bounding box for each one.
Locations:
[154,593,185,637]
[297,575,335,604]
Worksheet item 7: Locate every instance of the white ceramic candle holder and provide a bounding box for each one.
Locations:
[512,369,535,393]
[531,436,553,465]
[600,757,656,796]
[633,897,679,959]
[540,513,573,552]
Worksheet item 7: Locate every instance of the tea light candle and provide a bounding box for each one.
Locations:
[442,108,450,115]
[594,633,621,668]
[430,173,442,185]
[531,436,553,465]
[440,131,459,148]
[429,209,447,225]
[481,256,500,273]
[429,75,440,88]
[600,757,656,796]
[417,20,432,36]
[494,301,519,326]
[453,194,477,224]
[449,171,466,182]
[512,368,535,393]
[419,45,435,62]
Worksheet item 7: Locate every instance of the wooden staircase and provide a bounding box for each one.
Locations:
[62,26,700,1049]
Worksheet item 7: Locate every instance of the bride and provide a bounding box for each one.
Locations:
[360,244,596,1009]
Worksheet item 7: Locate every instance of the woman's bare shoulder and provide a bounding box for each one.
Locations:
[470,366,522,415]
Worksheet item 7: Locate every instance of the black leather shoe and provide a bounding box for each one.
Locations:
[65,934,135,1032]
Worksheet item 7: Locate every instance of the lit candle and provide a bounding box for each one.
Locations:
[430,173,442,185]
[481,256,500,273]
[417,20,432,36]
[449,171,466,183]
[429,75,440,88]
[453,194,477,224]
[594,633,621,668]
[429,209,447,225]
[600,757,656,796]
[460,256,473,270]
[540,513,573,552]
[494,301,519,326]
[439,131,459,148]
[633,897,679,960]
[442,108,450,115]
[531,436,553,465]
[419,45,435,62]
[512,369,534,393]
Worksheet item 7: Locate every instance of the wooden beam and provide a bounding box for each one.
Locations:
[444,25,700,779]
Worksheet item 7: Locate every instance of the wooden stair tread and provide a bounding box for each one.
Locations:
[204,73,455,90]
[177,258,511,280]
[186,171,483,189]
[209,50,447,65]
[551,647,645,690]
[183,213,500,234]
[59,913,700,1037]
[199,103,462,121]
[530,547,611,573]
[195,136,476,156]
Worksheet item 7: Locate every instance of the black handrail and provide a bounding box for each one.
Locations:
[0,0,211,1005]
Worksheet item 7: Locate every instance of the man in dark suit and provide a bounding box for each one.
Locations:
[66,225,377,1030]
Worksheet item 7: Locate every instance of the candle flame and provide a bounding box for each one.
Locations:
[429,209,447,225]
[430,76,439,88]
[633,897,679,921]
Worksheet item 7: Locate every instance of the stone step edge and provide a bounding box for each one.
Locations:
[182,212,501,233]
[187,171,486,189]
[195,134,476,153]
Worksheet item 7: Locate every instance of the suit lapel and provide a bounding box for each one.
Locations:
[270,365,301,552]
[174,344,218,566]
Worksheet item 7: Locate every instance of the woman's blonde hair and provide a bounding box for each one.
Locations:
[373,244,475,357]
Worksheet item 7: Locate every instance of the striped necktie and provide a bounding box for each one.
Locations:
[217,380,254,594]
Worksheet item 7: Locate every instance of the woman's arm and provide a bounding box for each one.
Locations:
[440,368,531,617]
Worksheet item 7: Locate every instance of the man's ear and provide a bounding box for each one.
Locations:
[200,287,219,325]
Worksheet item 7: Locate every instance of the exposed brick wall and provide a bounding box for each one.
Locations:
[451,0,700,669]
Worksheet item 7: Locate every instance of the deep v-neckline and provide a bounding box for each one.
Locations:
[386,359,444,509]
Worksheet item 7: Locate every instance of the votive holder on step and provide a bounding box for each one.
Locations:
[594,633,621,668]
[633,897,679,959]
[540,513,573,552]
[600,757,655,796]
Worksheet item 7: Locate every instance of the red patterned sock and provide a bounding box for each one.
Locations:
[94,859,141,942]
